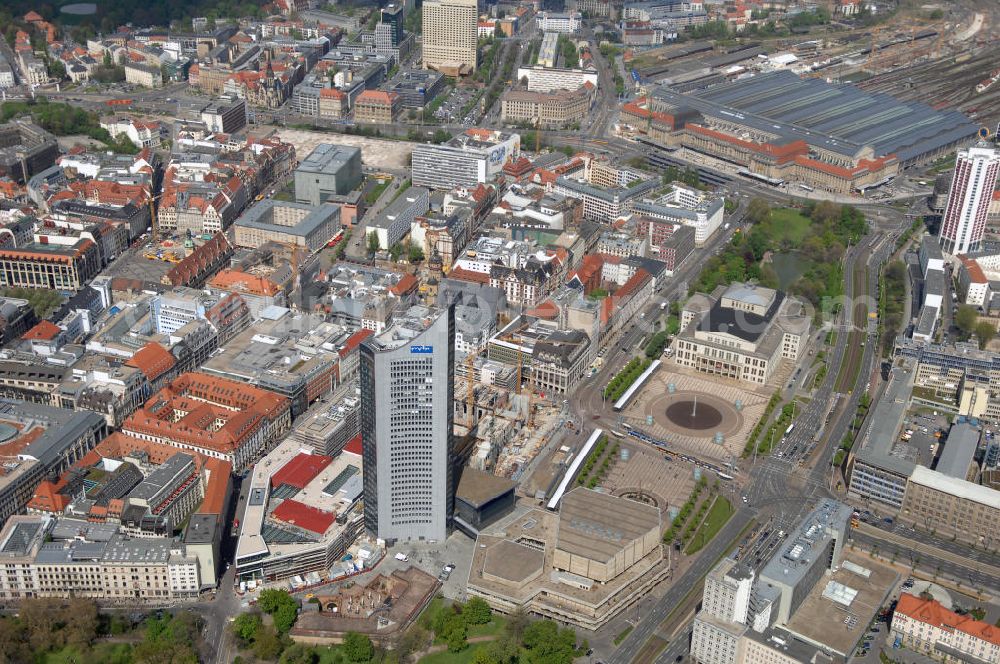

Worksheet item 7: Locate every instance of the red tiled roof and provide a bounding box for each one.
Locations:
[22,320,61,341]
[356,89,399,105]
[339,329,373,358]
[390,273,418,296]
[125,342,176,382]
[209,268,281,296]
[527,299,559,319]
[271,453,333,490]
[448,266,491,285]
[958,255,988,284]
[271,499,336,535]
[26,479,71,514]
[896,593,1000,647]
[198,457,233,515]
[320,88,346,99]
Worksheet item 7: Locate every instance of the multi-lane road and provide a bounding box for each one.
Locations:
[597,229,892,663]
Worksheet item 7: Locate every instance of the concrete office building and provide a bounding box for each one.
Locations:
[294,143,363,205]
[515,66,599,93]
[422,0,478,75]
[939,143,1000,255]
[0,120,59,185]
[535,12,583,33]
[847,365,916,509]
[389,70,447,109]
[233,201,341,253]
[412,130,520,190]
[757,500,851,625]
[368,186,430,250]
[900,466,1000,546]
[201,97,248,134]
[501,87,592,129]
[361,305,455,542]
[0,516,201,601]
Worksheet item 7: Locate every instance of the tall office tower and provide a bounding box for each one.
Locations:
[939,142,1000,255]
[380,4,405,47]
[361,305,455,542]
[422,0,479,74]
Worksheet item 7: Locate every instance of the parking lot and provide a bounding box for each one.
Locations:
[378,529,479,602]
[432,86,480,125]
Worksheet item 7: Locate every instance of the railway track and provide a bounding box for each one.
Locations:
[855,49,1000,124]
[834,247,871,393]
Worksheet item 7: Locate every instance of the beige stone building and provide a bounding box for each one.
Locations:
[422,0,478,74]
[467,487,668,629]
[124,62,163,88]
[674,283,810,386]
[899,465,1000,545]
[500,86,592,129]
[0,515,201,601]
[319,88,348,119]
[354,90,402,124]
[892,593,1000,664]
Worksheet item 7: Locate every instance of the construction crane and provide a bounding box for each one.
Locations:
[277,241,303,308]
[466,351,477,428]
[147,190,166,240]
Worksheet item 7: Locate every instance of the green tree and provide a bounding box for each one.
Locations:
[441,612,468,653]
[389,242,403,262]
[274,601,299,633]
[746,197,771,225]
[504,607,529,644]
[256,588,299,634]
[975,320,996,349]
[280,642,318,664]
[257,588,290,613]
[464,596,493,625]
[956,305,978,337]
[253,625,283,661]
[343,632,374,662]
[408,243,425,262]
[232,612,262,644]
[523,619,576,664]
[472,637,520,664]
[367,231,380,254]
[47,59,66,80]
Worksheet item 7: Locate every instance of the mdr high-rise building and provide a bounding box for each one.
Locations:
[939,142,1000,255]
[361,305,455,542]
[422,0,478,74]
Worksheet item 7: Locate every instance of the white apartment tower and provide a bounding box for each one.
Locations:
[691,558,755,664]
[422,0,479,74]
[939,143,1000,255]
[702,557,755,623]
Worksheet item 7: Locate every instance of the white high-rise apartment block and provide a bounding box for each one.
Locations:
[422,0,478,74]
[702,557,755,623]
[691,558,755,664]
[939,143,1000,255]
